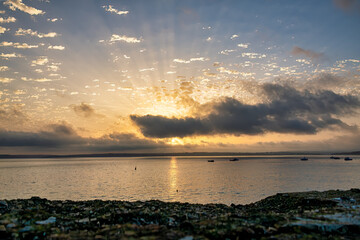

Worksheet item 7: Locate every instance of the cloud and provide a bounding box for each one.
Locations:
[0,77,14,83]
[0,26,8,34]
[333,0,360,12]
[48,45,65,50]
[241,52,266,59]
[4,0,44,15]
[173,57,208,64]
[31,56,48,66]
[102,5,129,15]
[0,53,22,59]
[230,34,238,40]
[21,77,52,82]
[47,63,60,72]
[0,123,80,148]
[0,126,168,153]
[47,18,61,22]
[0,41,38,48]
[70,102,103,118]
[291,46,323,61]
[15,28,58,38]
[237,43,249,48]
[131,83,360,138]
[139,68,155,72]
[106,34,141,43]
[220,49,235,55]
[0,66,9,71]
[217,67,240,75]
[0,16,16,23]
[0,107,26,121]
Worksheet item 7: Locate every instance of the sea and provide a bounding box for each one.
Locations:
[0,155,359,205]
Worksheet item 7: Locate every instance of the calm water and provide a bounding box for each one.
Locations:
[1,155,359,205]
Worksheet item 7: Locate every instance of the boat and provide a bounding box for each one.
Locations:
[344,157,352,161]
[300,157,308,161]
[208,160,215,162]
[330,156,340,159]
[229,158,239,161]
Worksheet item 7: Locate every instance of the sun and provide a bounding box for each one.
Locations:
[170,138,184,145]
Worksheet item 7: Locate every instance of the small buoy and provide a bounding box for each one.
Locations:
[135,167,137,170]
[176,189,178,192]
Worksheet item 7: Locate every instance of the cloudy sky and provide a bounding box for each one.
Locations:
[0,0,360,154]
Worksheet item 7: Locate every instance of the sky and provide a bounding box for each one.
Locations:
[0,0,360,154]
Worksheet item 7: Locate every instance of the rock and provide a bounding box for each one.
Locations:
[179,236,193,240]
[19,226,34,232]
[36,216,56,225]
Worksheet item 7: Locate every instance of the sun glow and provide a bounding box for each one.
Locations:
[170,138,184,145]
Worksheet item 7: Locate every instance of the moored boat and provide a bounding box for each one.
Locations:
[229,158,239,161]
[208,160,215,162]
[344,157,352,161]
[300,157,308,161]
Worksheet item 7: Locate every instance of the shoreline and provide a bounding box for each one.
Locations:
[1,189,359,239]
[1,151,359,159]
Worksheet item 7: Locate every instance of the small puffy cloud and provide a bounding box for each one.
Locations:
[291,46,323,61]
[4,0,44,15]
[0,16,16,23]
[47,18,61,22]
[213,62,221,67]
[0,52,22,59]
[230,34,238,40]
[48,45,65,50]
[15,28,58,38]
[47,63,60,72]
[108,34,141,43]
[173,58,190,64]
[0,66,9,71]
[0,77,13,83]
[237,43,249,48]
[220,49,235,55]
[217,67,239,75]
[0,26,8,34]
[102,5,129,15]
[31,56,48,66]
[70,102,103,118]
[21,77,52,82]
[0,41,38,48]
[241,52,266,59]
[139,68,155,72]
[173,57,208,64]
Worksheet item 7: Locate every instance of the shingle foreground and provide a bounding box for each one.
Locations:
[1,189,359,239]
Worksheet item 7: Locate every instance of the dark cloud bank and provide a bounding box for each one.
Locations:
[1,83,359,154]
[0,123,166,153]
[131,84,360,138]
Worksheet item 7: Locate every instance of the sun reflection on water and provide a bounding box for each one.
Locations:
[168,157,178,197]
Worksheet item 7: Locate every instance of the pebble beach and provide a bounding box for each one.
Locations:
[1,189,359,239]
